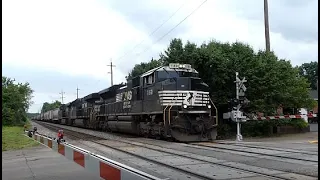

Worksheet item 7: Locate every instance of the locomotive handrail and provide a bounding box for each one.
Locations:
[209,97,218,126]
[168,105,173,125]
[163,106,169,127]
[168,94,179,125]
[163,95,178,126]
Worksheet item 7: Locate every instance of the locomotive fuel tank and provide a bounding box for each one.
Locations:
[73,119,85,127]
[60,119,68,125]
[107,121,140,135]
[107,116,134,121]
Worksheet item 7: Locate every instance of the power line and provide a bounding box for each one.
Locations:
[135,0,208,58]
[116,0,189,61]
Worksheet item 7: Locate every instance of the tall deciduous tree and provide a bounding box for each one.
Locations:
[41,100,62,112]
[2,76,34,126]
[298,61,318,90]
[127,58,163,80]
[128,38,315,115]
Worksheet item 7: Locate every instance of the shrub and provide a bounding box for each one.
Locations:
[217,118,309,139]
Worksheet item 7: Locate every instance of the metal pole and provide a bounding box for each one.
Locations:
[76,86,80,99]
[59,90,65,104]
[111,61,113,86]
[107,59,116,86]
[264,0,270,52]
[235,72,243,141]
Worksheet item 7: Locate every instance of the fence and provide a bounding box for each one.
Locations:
[250,114,317,121]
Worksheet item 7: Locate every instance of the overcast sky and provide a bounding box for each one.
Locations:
[3,0,318,113]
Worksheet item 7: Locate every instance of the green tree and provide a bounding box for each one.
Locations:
[298,61,318,90]
[126,58,163,80]
[27,112,39,119]
[2,76,34,126]
[41,100,62,112]
[160,38,185,64]
[128,38,315,115]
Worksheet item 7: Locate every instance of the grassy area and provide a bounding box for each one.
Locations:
[2,124,39,152]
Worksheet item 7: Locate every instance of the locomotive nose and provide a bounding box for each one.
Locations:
[193,120,204,133]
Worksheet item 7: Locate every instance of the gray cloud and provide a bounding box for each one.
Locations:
[107,0,318,67]
[105,0,194,76]
[110,0,318,43]
[225,0,318,43]
[268,0,317,43]
[106,0,190,44]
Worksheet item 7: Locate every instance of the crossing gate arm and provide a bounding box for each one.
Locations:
[65,142,166,180]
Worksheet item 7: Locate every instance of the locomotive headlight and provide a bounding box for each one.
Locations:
[207,105,212,109]
[183,104,188,109]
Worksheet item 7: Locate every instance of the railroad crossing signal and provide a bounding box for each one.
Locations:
[239,97,250,106]
[235,73,249,105]
[234,72,249,142]
[230,110,247,122]
[236,76,247,97]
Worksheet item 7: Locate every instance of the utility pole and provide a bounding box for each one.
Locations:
[264,0,270,52]
[59,90,65,104]
[76,86,80,99]
[107,59,116,86]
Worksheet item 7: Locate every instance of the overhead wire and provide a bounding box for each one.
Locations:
[101,0,207,88]
[135,0,208,58]
[116,0,190,61]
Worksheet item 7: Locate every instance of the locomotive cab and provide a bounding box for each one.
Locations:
[143,64,212,111]
[140,63,218,142]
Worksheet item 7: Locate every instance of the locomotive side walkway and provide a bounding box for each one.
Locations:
[2,145,100,180]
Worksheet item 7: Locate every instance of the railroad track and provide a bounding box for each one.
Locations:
[36,123,210,180]
[206,141,318,156]
[186,143,318,163]
[101,133,318,164]
[36,121,317,180]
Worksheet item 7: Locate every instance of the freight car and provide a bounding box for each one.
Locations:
[33,63,218,142]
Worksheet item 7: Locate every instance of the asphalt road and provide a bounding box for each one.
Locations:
[2,146,100,180]
[309,123,318,132]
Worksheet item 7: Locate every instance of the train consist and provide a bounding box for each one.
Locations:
[32,63,218,142]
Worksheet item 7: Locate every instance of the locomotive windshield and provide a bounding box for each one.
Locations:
[157,69,199,79]
[178,71,198,77]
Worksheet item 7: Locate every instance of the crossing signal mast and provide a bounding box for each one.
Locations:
[231,72,250,141]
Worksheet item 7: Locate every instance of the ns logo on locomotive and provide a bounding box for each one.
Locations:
[33,63,218,142]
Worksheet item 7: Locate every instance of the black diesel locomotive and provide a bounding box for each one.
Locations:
[33,63,218,142]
